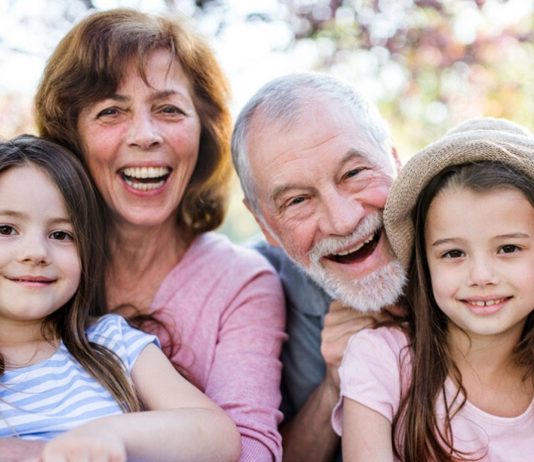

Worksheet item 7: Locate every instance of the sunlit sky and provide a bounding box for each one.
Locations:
[0,0,312,115]
[0,0,531,113]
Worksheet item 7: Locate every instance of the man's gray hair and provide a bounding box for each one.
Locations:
[231,72,393,214]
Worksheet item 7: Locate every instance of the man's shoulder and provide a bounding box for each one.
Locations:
[251,238,332,316]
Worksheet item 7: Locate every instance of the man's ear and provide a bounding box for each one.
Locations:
[243,198,280,247]
[391,146,402,172]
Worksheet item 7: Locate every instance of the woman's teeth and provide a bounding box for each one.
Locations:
[121,167,170,191]
[122,167,170,178]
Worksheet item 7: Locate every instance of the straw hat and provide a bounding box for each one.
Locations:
[383,117,534,269]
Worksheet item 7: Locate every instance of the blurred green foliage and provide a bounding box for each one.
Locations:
[2,0,533,243]
[224,0,534,242]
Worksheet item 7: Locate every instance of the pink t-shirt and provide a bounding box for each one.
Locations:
[332,327,534,461]
[150,232,286,462]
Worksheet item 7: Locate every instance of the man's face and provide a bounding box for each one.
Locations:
[246,99,405,311]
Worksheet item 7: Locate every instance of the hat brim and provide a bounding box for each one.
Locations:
[384,119,534,269]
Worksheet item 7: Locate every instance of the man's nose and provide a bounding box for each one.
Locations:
[319,189,365,237]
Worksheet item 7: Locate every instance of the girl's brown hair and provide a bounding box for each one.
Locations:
[0,135,141,412]
[393,161,534,461]
[34,8,232,234]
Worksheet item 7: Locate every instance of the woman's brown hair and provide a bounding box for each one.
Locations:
[0,135,141,412]
[34,8,232,234]
[393,161,534,461]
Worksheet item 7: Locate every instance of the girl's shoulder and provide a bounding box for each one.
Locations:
[86,314,159,371]
[86,314,158,348]
[345,325,409,358]
[86,313,129,337]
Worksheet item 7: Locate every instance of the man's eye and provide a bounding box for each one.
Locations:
[0,225,15,235]
[344,168,364,179]
[287,196,306,207]
[50,231,74,241]
[442,249,464,259]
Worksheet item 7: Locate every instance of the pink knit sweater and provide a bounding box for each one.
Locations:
[150,232,286,461]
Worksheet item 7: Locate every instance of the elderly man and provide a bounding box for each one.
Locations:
[231,73,405,462]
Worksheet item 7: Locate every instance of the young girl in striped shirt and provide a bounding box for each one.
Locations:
[0,135,240,461]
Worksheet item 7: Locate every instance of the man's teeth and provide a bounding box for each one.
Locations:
[469,298,507,307]
[335,234,375,256]
[122,167,170,178]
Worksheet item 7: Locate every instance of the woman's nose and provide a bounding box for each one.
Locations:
[127,111,163,150]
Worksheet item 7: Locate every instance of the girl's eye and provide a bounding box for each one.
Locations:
[442,249,464,259]
[499,244,519,254]
[50,231,74,241]
[0,225,16,235]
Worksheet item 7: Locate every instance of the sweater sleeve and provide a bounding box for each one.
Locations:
[205,253,287,462]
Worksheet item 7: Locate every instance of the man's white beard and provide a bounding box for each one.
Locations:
[306,258,406,312]
[305,212,406,312]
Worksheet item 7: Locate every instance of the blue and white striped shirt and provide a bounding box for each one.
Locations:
[0,314,157,440]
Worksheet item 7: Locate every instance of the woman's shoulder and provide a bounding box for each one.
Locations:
[186,232,277,273]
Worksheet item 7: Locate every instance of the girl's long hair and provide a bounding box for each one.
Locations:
[392,161,534,461]
[0,135,141,412]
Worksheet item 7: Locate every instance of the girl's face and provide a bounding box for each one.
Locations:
[76,49,201,230]
[0,165,81,330]
[425,186,534,344]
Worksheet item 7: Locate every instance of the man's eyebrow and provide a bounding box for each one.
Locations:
[341,148,367,163]
[270,148,369,204]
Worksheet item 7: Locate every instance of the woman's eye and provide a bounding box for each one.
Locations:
[96,107,120,118]
[442,249,464,259]
[50,230,74,241]
[499,244,519,254]
[160,105,185,115]
[0,225,15,235]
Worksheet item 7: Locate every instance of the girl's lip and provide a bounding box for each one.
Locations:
[461,296,511,305]
[461,296,511,315]
[8,276,55,283]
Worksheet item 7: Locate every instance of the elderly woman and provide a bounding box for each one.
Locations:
[8,8,285,462]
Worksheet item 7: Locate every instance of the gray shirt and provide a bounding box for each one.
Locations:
[252,241,332,419]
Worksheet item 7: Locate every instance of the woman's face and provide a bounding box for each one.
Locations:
[77,49,201,230]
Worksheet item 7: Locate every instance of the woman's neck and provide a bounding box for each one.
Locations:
[105,219,194,311]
